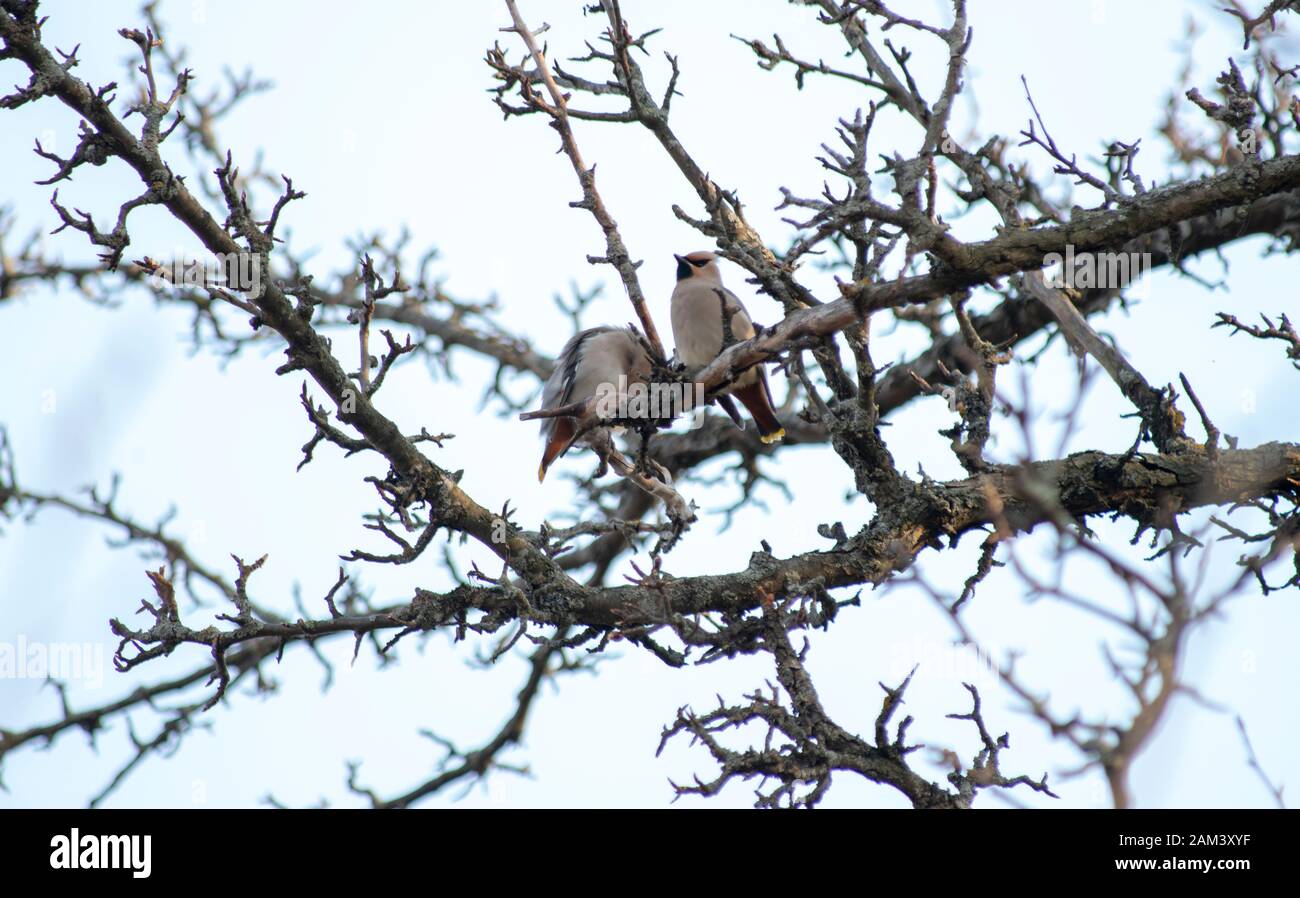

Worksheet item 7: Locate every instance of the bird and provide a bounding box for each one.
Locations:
[669,251,785,444]
[536,325,654,482]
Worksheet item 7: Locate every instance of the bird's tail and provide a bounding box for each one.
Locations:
[537,418,576,482]
[732,377,785,444]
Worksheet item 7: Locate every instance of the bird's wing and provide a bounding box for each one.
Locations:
[671,281,758,365]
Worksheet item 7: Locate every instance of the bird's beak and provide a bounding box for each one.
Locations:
[673,254,687,265]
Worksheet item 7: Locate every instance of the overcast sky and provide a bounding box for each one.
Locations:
[1,0,1296,808]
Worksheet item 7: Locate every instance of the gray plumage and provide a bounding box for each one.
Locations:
[670,252,761,390]
[669,251,785,443]
[537,325,653,480]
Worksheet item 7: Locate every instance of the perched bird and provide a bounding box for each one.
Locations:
[670,251,785,444]
[536,325,654,482]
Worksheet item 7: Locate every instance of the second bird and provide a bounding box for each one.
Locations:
[670,251,785,444]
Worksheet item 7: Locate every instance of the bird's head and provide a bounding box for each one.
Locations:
[674,251,722,283]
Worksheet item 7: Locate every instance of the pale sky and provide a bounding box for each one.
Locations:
[1,0,1296,808]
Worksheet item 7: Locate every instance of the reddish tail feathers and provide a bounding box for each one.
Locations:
[732,378,785,445]
[538,418,576,482]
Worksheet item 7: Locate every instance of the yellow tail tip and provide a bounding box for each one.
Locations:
[759,428,786,445]
[538,462,548,483]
